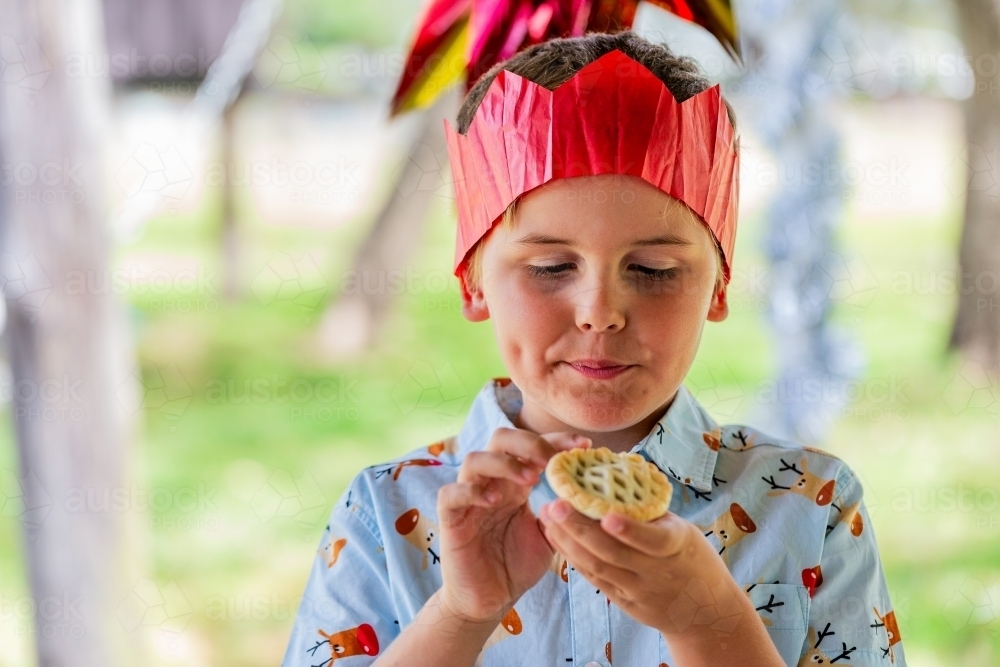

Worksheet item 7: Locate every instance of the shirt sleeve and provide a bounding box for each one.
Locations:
[798,465,906,666]
[281,475,400,667]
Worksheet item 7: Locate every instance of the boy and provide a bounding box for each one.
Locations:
[282,31,904,667]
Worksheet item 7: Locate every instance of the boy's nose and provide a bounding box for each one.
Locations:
[572,281,625,332]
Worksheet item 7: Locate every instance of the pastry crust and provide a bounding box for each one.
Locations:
[545,447,672,521]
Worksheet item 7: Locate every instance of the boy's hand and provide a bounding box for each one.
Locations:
[436,427,590,624]
[538,499,746,640]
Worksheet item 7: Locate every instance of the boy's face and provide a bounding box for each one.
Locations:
[460,174,728,436]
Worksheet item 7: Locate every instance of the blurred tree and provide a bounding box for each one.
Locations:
[0,0,138,665]
[950,0,1000,374]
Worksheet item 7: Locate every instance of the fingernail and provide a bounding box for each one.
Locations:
[574,434,591,446]
[486,490,501,503]
[551,501,570,521]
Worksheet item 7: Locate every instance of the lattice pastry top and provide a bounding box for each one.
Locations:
[545,447,673,522]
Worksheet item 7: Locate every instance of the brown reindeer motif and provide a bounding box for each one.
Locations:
[871,606,902,663]
[473,607,522,667]
[832,499,864,537]
[426,436,458,457]
[703,427,723,451]
[797,622,855,666]
[549,551,569,582]
[394,508,440,569]
[763,457,835,506]
[698,503,757,563]
[320,535,347,568]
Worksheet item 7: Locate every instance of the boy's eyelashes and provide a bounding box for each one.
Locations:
[525,262,678,281]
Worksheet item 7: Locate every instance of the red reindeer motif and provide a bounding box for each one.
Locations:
[310,624,379,665]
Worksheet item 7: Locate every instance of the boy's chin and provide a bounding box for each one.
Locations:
[548,398,644,433]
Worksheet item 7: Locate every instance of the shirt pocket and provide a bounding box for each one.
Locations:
[744,583,810,667]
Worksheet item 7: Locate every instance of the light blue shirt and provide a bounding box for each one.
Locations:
[282,378,906,667]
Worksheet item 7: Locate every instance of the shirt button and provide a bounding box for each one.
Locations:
[585,662,602,667]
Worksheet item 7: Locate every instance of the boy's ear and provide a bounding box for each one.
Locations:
[706,279,729,322]
[458,268,490,322]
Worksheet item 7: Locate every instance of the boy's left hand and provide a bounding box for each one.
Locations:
[538,498,745,639]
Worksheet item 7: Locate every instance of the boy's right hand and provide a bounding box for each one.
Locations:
[436,427,590,624]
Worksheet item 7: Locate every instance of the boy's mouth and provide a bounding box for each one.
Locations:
[565,359,635,380]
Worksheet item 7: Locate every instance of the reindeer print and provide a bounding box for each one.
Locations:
[320,533,347,569]
[871,606,901,663]
[830,499,864,537]
[744,580,785,627]
[549,551,569,582]
[763,458,835,506]
[798,622,855,666]
[722,428,758,451]
[308,623,379,665]
[703,427,722,451]
[802,565,823,598]
[374,458,443,481]
[473,607,522,667]
[394,508,440,569]
[699,503,757,563]
[427,436,458,457]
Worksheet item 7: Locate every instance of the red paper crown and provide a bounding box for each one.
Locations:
[444,48,739,284]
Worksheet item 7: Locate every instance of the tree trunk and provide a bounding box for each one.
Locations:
[950,0,1000,375]
[0,0,136,665]
[315,89,461,360]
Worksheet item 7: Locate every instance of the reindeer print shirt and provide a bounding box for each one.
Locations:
[282,378,905,667]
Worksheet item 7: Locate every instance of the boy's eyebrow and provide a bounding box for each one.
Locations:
[512,232,694,247]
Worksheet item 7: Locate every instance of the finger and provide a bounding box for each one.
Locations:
[600,510,686,558]
[487,427,591,469]
[542,517,639,587]
[438,481,500,525]
[457,450,539,486]
[540,501,643,572]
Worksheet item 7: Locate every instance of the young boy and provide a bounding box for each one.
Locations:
[282,31,905,667]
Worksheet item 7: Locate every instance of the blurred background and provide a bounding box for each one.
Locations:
[0,0,998,665]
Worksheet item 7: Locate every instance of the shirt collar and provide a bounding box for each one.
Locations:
[457,377,721,492]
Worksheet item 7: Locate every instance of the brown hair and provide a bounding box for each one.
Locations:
[458,30,736,297]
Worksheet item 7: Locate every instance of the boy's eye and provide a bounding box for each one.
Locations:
[630,264,677,281]
[526,262,574,278]
[526,263,678,282]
